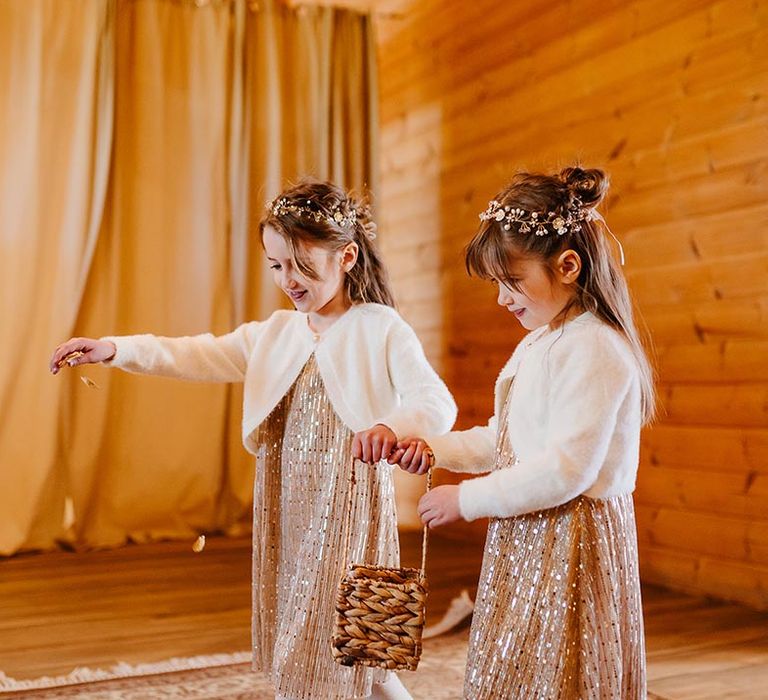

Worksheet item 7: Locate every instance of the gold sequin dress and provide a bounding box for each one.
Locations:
[249,354,399,700]
[463,385,646,700]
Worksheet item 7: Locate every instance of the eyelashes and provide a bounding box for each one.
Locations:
[490,276,522,287]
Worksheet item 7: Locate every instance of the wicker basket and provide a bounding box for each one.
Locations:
[332,464,432,672]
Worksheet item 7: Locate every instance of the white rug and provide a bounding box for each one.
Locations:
[0,636,469,699]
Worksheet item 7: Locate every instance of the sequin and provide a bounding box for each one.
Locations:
[463,384,646,699]
[249,354,399,699]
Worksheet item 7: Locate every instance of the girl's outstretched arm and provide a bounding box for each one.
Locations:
[51,324,259,383]
[101,326,258,382]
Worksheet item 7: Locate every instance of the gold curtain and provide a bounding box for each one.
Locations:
[0,0,378,554]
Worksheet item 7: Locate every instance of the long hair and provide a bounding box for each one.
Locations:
[466,166,656,424]
[259,178,395,308]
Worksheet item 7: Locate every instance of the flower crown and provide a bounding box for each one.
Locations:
[269,196,357,228]
[479,198,595,236]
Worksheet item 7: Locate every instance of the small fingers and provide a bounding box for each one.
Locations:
[409,444,425,473]
[360,434,372,464]
[51,341,81,374]
[381,435,396,461]
[420,508,441,529]
[351,435,363,461]
[401,442,417,469]
[50,343,70,372]
[406,458,423,474]
[417,494,433,518]
[66,351,87,367]
[417,448,433,475]
[427,515,445,529]
[405,441,433,474]
[371,437,382,463]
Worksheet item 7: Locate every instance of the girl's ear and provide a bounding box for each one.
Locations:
[555,249,582,285]
[341,241,359,272]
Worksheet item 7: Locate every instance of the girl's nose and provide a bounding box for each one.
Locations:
[497,285,512,307]
[282,273,297,289]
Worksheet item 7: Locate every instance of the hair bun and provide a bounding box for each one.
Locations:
[559,166,609,208]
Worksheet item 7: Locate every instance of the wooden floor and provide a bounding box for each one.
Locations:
[2,533,768,698]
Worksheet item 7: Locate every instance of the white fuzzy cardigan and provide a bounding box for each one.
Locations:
[428,312,642,522]
[103,303,457,454]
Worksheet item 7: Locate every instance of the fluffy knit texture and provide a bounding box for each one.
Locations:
[102,303,457,452]
[427,312,642,522]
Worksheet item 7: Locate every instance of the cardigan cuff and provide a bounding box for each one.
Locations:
[375,411,417,441]
[425,433,465,471]
[458,475,495,522]
[99,336,132,369]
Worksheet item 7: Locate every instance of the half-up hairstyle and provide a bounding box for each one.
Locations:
[260,178,395,308]
[466,166,656,424]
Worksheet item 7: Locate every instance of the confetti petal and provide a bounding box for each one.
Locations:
[58,351,84,368]
[80,376,100,389]
[192,535,206,553]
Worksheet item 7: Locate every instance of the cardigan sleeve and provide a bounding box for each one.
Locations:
[424,418,497,474]
[458,332,636,521]
[375,319,457,438]
[100,322,260,383]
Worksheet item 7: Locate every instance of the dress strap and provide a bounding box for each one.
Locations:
[494,379,519,468]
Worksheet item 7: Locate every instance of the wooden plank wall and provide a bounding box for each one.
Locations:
[376,0,768,609]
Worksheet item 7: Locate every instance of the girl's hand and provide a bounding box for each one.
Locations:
[353,424,397,464]
[418,485,462,528]
[387,438,434,475]
[50,337,116,375]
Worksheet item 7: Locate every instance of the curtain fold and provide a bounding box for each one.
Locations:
[0,0,378,554]
[0,0,116,551]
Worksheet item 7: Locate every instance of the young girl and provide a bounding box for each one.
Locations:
[393,167,654,699]
[50,180,456,700]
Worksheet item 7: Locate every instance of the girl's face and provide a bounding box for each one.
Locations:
[495,251,581,330]
[263,225,356,315]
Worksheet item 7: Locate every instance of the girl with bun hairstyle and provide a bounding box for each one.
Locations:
[392,167,654,699]
[51,179,456,700]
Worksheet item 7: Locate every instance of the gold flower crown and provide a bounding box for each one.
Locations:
[479,198,595,236]
[269,197,358,228]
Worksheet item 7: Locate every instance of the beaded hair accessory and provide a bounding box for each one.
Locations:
[478,198,625,264]
[270,197,357,228]
[478,198,595,236]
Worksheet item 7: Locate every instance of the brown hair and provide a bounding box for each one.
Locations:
[466,166,656,424]
[259,178,395,308]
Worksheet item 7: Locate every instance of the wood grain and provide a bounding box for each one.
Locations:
[2,535,768,700]
[377,0,768,609]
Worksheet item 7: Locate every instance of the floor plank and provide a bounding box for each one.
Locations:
[1,533,767,698]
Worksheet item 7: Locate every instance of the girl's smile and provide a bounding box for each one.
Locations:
[287,288,308,303]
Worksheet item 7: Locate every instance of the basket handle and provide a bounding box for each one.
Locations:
[419,467,432,578]
[347,457,432,580]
